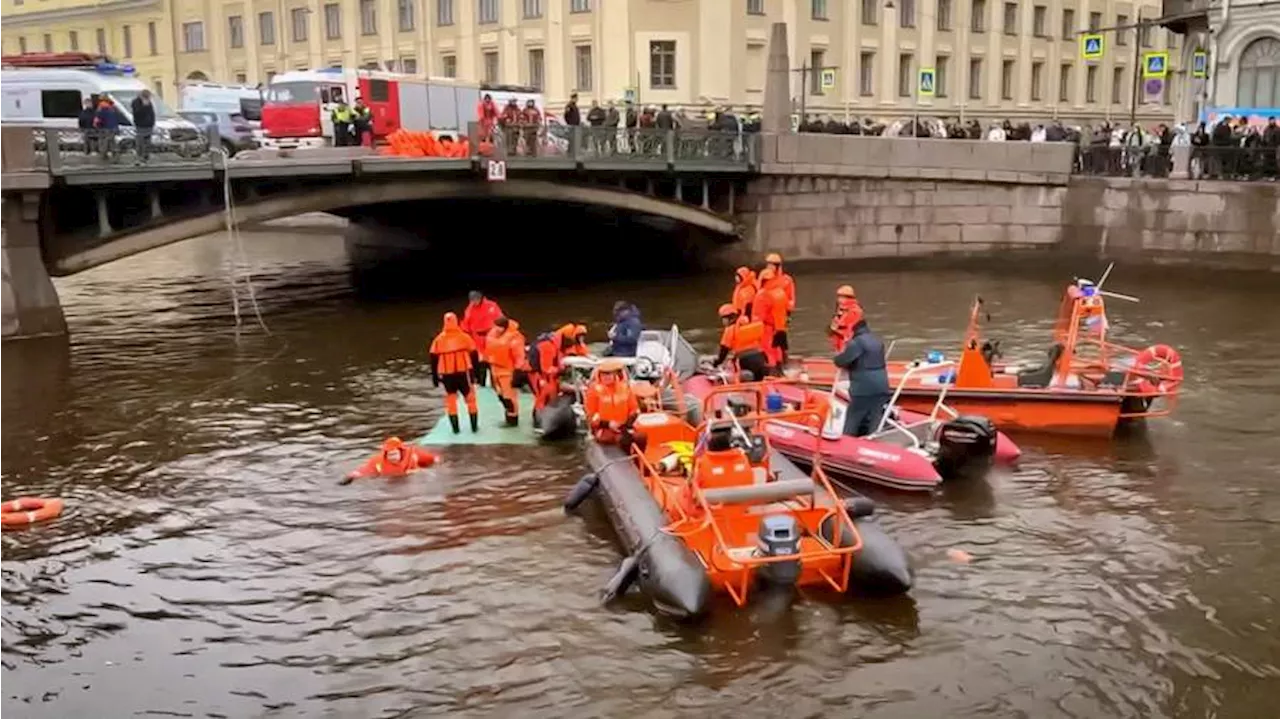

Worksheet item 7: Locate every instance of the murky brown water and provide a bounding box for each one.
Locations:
[4,230,1279,718]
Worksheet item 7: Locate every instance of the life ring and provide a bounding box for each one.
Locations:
[1132,344,1183,394]
[1,497,64,528]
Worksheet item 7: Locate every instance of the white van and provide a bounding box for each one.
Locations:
[179,81,263,124]
[0,64,203,154]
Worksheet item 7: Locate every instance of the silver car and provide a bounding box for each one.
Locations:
[178,110,257,156]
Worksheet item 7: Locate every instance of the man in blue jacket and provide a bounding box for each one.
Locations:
[833,319,891,437]
[605,300,642,357]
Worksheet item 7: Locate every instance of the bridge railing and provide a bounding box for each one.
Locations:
[21,127,213,171]
[467,122,758,168]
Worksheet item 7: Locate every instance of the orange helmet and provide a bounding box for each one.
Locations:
[718,303,738,318]
[836,285,856,299]
[765,252,783,265]
[598,358,626,374]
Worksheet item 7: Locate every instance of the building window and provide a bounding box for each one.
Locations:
[1088,11,1100,32]
[1236,37,1279,108]
[1139,19,1153,48]
[401,57,417,74]
[812,0,828,21]
[361,0,377,35]
[1030,61,1042,100]
[897,53,913,97]
[325,4,341,39]
[259,12,276,45]
[398,0,415,30]
[748,0,764,14]
[1111,66,1124,104]
[968,57,982,99]
[859,51,874,95]
[69,30,79,51]
[1001,59,1013,99]
[1085,64,1097,102]
[96,28,107,53]
[43,33,52,52]
[899,0,915,27]
[265,69,277,81]
[574,45,592,90]
[441,54,457,77]
[936,55,950,97]
[972,0,986,32]
[235,72,248,83]
[478,0,498,24]
[122,26,132,57]
[1058,63,1071,101]
[649,40,676,88]
[153,79,164,97]
[571,0,591,12]
[1061,9,1074,38]
[18,37,27,54]
[523,0,541,19]
[937,0,952,31]
[1116,14,1128,45]
[1032,6,1045,37]
[291,8,309,42]
[182,22,204,52]
[228,16,244,48]
[861,0,877,26]
[437,0,454,25]
[809,49,826,93]
[483,50,498,83]
[1003,2,1017,35]
[527,48,544,89]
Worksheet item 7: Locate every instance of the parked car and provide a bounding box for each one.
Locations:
[178,110,258,155]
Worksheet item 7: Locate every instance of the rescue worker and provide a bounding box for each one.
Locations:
[475,93,499,142]
[460,290,504,386]
[731,267,757,317]
[330,99,354,147]
[584,358,647,453]
[341,437,437,485]
[485,316,528,426]
[712,304,770,382]
[564,324,590,357]
[528,324,578,429]
[429,312,480,433]
[605,301,642,357]
[762,252,797,313]
[833,319,891,438]
[500,99,522,153]
[351,97,373,146]
[827,285,865,352]
[520,99,542,157]
[754,267,790,370]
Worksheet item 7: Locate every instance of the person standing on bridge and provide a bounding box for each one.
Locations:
[130,89,156,164]
[499,99,521,154]
[476,94,499,143]
[460,290,503,386]
[330,99,354,147]
[520,99,542,157]
[430,313,481,434]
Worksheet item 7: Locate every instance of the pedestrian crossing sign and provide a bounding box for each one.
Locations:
[1143,52,1169,79]
[820,68,837,91]
[1081,34,1104,61]
[1192,50,1208,79]
[918,68,936,97]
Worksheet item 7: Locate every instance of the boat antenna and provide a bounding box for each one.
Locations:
[1089,261,1141,303]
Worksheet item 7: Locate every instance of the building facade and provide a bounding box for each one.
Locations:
[1207,1,1280,112]
[3,0,1190,123]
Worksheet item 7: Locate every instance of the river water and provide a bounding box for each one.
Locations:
[3,229,1278,718]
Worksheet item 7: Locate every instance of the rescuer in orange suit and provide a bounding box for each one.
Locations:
[476,93,499,142]
[430,312,480,433]
[520,99,542,157]
[529,324,578,429]
[564,324,590,357]
[460,290,504,386]
[763,252,797,313]
[584,358,647,453]
[713,304,771,381]
[827,285,866,352]
[485,316,528,426]
[340,437,437,485]
[754,267,790,370]
[731,266,757,317]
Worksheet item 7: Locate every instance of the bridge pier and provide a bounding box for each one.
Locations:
[96,191,113,237]
[2,194,67,341]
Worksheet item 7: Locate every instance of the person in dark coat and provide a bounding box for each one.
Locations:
[832,319,891,437]
[605,301,643,357]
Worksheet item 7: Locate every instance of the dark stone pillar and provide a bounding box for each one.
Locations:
[2,193,66,340]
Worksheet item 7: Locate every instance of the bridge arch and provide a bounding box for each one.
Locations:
[51,177,738,276]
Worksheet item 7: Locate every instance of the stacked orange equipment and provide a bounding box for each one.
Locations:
[430,312,480,433]
[485,317,529,426]
[380,130,472,158]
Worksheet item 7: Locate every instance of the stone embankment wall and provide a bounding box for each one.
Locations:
[741,135,1280,271]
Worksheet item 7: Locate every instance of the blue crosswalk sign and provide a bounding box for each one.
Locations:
[918,68,936,96]
[1192,50,1208,79]
[1081,34,1104,60]
[1143,52,1169,79]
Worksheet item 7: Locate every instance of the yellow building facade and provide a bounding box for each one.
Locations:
[3,0,1185,122]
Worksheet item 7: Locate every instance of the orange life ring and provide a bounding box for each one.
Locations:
[1132,344,1183,394]
[1,497,64,528]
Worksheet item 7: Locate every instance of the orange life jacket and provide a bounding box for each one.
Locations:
[732,268,757,315]
[829,298,864,351]
[721,317,765,354]
[430,315,477,375]
[584,379,639,427]
[486,321,528,371]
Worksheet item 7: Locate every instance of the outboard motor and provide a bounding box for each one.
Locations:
[934,415,997,477]
[756,515,802,587]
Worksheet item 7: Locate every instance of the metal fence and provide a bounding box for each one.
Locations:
[31,127,212,169]
[468,123,759,166]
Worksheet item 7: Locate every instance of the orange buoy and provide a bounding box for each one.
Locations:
[1,497,64,528]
